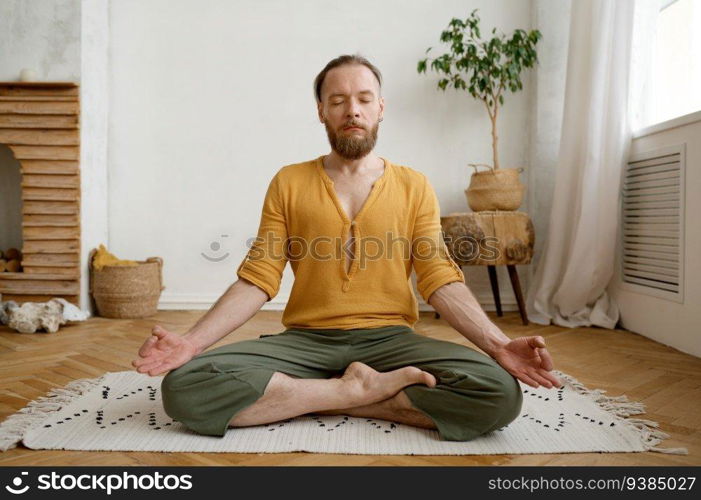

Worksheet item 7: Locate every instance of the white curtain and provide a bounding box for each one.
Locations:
[526,0,639,329]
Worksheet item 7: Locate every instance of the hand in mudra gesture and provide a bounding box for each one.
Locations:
[492,335,563,389]
[132,325,199,376]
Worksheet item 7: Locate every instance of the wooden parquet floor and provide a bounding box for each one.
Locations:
[1,310,699,466]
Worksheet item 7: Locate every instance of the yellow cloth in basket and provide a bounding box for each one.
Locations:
[92,244,138,271]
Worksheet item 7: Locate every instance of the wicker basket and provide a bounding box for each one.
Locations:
[90,253,165,319]
[465,167,525,211]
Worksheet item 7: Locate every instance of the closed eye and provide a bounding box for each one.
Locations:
[331,99,373,105]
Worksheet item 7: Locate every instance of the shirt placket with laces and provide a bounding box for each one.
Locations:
[316,158,388,293]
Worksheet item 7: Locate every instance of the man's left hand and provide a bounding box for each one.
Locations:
[491,336,563,389]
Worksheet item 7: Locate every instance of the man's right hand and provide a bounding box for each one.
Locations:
[131,325,200,376]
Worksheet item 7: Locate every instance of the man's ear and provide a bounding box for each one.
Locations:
[317,102,325,123]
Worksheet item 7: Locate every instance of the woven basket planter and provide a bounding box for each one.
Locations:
[465,167,525,211]
[90,256,164,319]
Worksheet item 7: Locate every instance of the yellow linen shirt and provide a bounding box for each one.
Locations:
[236,155,465,330]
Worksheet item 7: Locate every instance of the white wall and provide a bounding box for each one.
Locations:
[610,117,701,358]
[106,0,539,311]
[0,0,80,81]
[79,0,110,311]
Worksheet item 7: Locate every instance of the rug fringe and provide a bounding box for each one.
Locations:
[0,374,105,452]
[555,371,688,455]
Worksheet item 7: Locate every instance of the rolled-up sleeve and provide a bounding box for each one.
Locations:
[412,174,465,302]
[236,172,288,301]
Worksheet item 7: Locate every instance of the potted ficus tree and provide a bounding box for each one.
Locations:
[417,9,542,211]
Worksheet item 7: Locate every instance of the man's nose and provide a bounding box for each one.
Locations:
[345,99,361,117]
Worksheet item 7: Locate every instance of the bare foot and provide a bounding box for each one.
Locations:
[314,391,437,430]
[339,361,436,407]
[316,390,405,416]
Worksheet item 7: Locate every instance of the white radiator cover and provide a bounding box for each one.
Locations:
[611,115,700,359]
[619,144,685,302]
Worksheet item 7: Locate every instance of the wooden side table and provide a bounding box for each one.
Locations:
[438,211,535,325]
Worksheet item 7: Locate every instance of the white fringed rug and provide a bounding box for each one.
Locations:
[0,370,687,455]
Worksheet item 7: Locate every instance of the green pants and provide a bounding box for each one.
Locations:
[160,325,523,441]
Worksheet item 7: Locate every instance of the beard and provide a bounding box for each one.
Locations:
[323,119,380,160]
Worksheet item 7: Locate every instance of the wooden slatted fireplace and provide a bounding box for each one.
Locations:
[0,82,81,306]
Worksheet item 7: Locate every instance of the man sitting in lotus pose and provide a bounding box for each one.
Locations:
[132,54,562,441]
